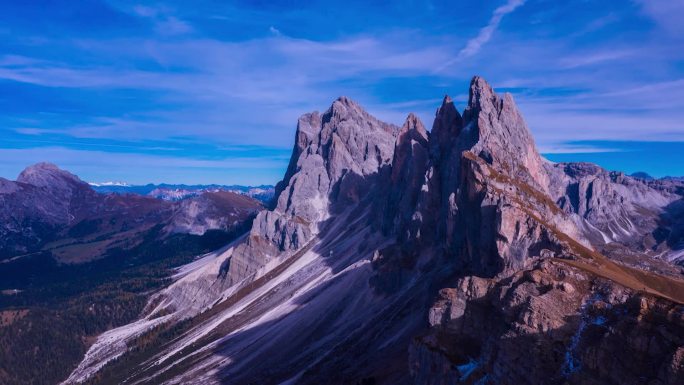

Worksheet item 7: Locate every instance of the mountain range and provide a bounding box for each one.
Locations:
[89,183,274,204]
[2,77,684,385]
[0,164,263,385]
[0,163,264,263]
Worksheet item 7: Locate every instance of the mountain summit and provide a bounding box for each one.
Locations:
[17,162,85,187]
[64,77,684,385]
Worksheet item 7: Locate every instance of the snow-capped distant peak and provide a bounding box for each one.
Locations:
[88,181,131,187]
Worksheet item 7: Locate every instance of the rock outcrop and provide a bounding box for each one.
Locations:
[547,162,675,244]
[381,113,430,242]
[165,191,262,235]
[388,77,586,278]
[400,78,684,385]
[224,96,398,285]
[412,259,684,385]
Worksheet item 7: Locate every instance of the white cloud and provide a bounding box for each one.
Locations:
[538,143,621,154]
[14,127,52,136]
[437,0,526,72]
[2,1,683,181]
[520,101,684,145]
[0,33,456,147]
[459,0,526,58]
[558,49,635,69]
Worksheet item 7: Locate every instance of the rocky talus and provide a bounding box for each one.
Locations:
[64,77,684,385]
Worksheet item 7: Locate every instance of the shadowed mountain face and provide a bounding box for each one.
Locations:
[51,77,684,385]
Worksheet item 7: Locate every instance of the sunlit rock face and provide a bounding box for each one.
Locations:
[224,96,399,286]
[65,77,684,385]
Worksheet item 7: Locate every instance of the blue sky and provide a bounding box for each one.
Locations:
[0,0,683,184]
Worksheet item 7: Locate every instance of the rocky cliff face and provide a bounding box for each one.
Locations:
[381,113,429,243]
[400,78,684,385]
[547,162,676,244]
[224,96,398,286]
[64,77,684,385]
[165,191,263,235]
[380,77,585,279]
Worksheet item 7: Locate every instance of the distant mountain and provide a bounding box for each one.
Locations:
[0,163,263,264]
[0,163,264,385]
[90,182,275,204]
[630,171,654,180]
[88,181,131,187]
[63,78,684,385]
[663,176,684,183]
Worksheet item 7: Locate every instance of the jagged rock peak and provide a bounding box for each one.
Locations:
[630,171,654,181]
[275,96,400,206]
[226,96,399,285]
[330,95,362,113]
[392,113,429,181]
[333,95,358,108]
[463,76,549,191]
[17,162,87,189]
[434,94,462,133]
[325,96,398,136]
[466,75,496,110]
[430,94,463,160]
[384,113,431,239]
[316,96,399,180]
[398,113,428,141]
[561,162,605,179]
[328,96,359,118]
[20,161,62,174]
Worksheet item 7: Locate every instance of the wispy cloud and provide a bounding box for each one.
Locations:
[0,33,456,148]
[458,0,526,59]
[437,0,526,72]
[558,49,635,69]
[1,0,683,182]
[131,4,192,36]
[538,143,621,154]
[634,0,684,34]
[0,34,452,93]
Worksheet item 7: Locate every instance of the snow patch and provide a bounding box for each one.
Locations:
[88,181,130,187]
